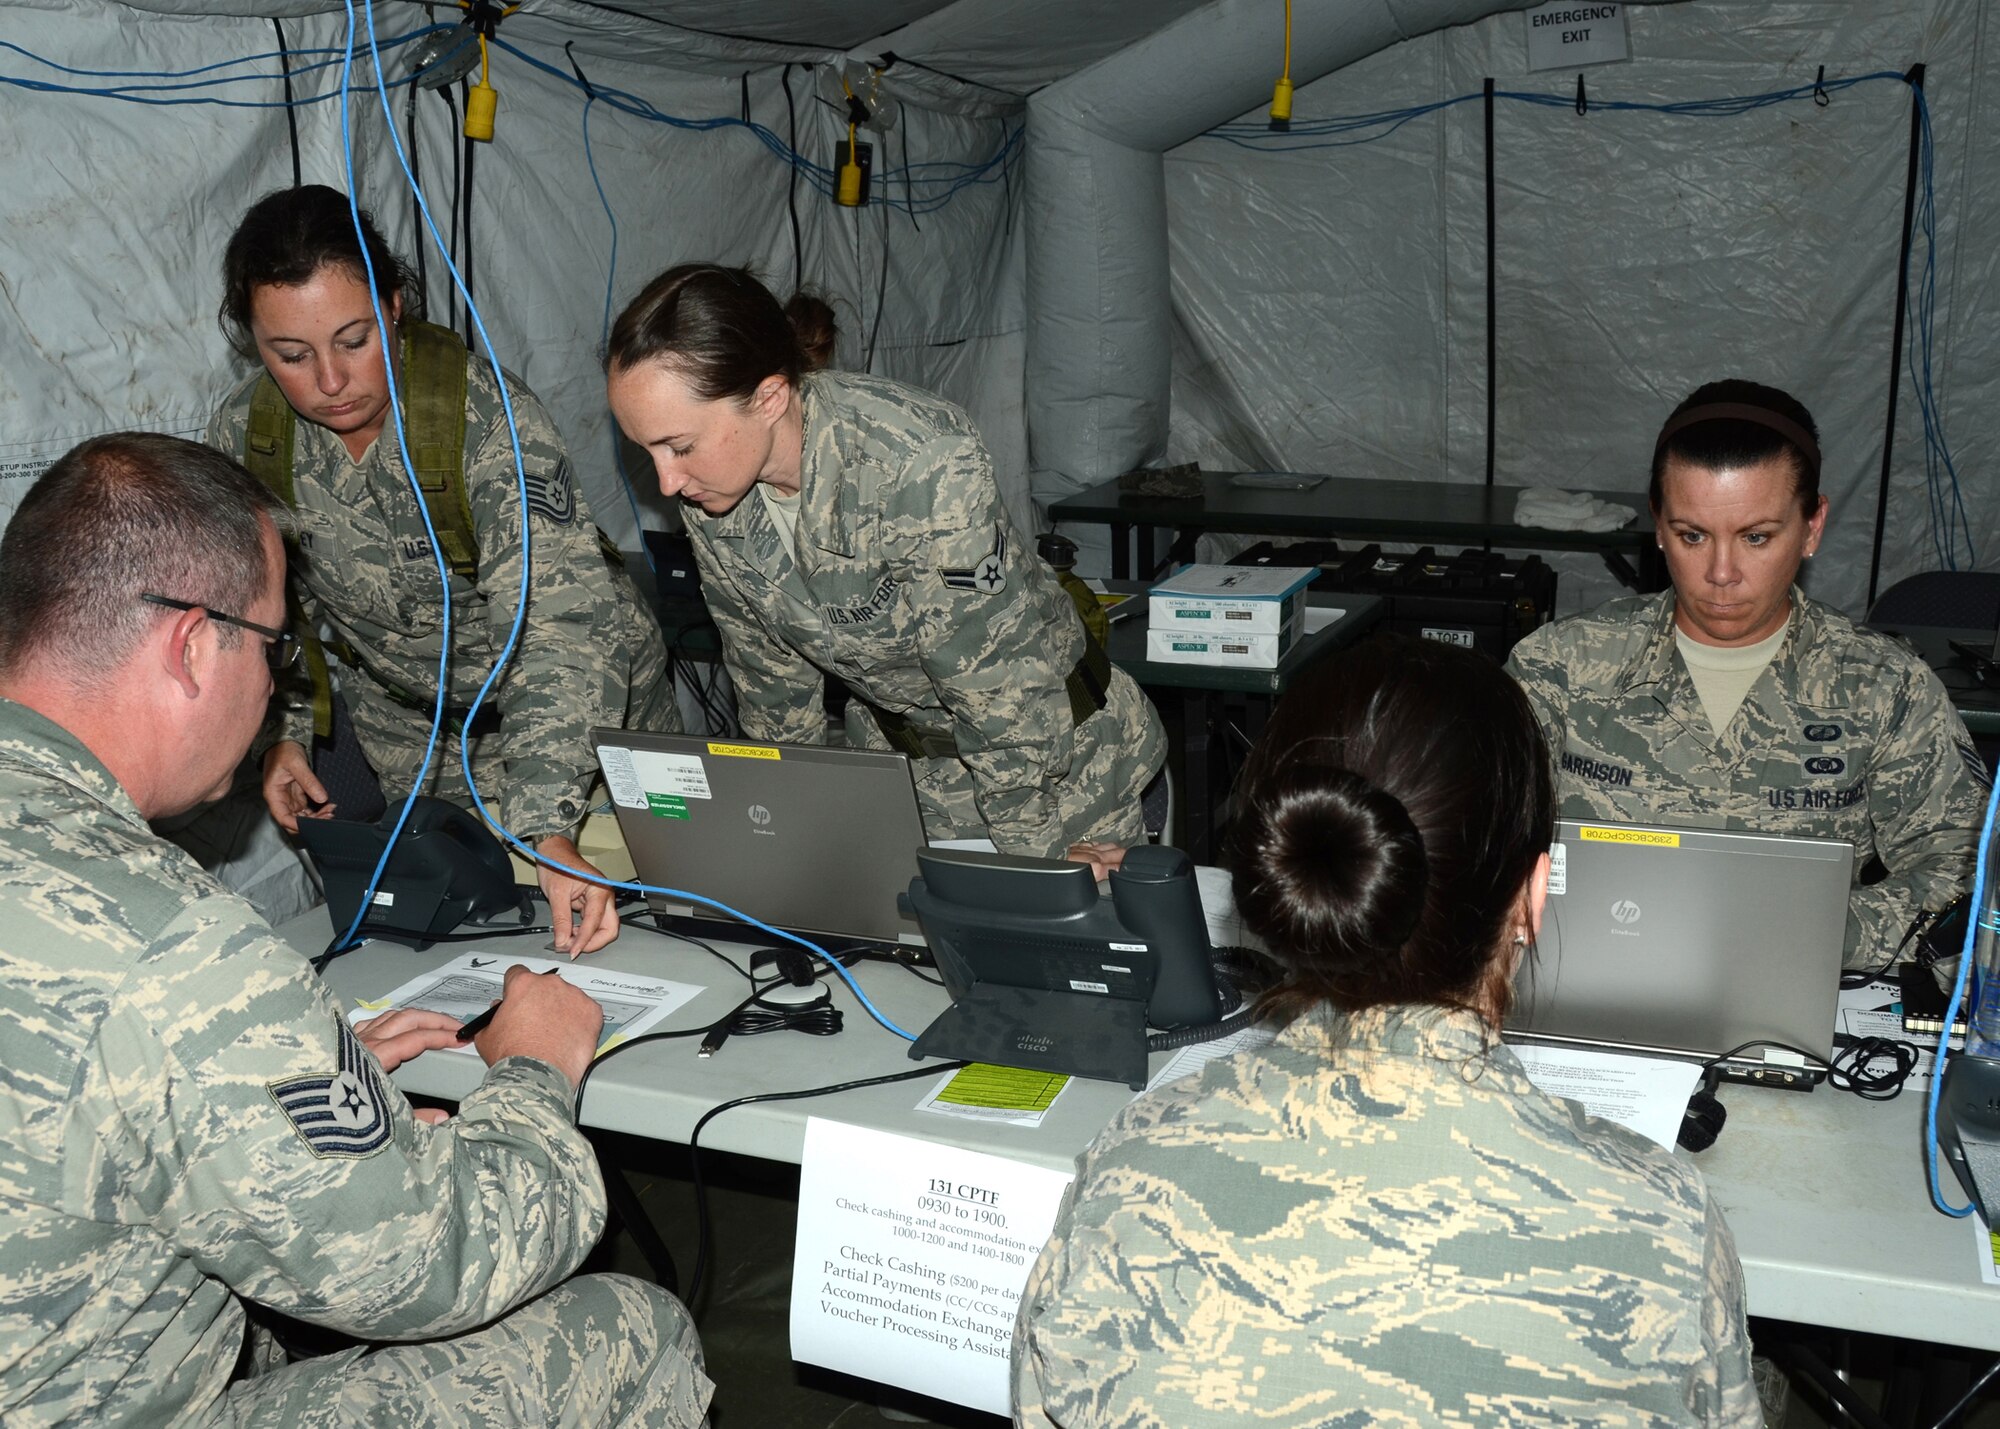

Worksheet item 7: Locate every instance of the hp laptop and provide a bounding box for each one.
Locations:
[1506,820,1854,1073]
[591,729,929,945]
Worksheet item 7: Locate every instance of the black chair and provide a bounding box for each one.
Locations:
[1868,571,2000,779]
[1866,570,2000,630]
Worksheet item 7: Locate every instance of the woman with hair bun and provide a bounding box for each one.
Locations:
[1014,635,1760,1428]
[604,264,1165,856]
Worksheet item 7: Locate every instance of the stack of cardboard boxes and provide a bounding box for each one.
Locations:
[1144,564,1317,669]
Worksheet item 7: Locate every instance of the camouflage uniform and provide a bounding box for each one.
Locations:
[1506,590,1986,967]
[683,370,1165,855]
[208,357,678,842]
[0,699,711,1427]
[1014,1006,1761,1428]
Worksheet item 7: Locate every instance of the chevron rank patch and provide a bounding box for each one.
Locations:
[267,1020,394,1160]
[526,456,578,526]
[1960,738,1992,789]
[939,526,1008,594]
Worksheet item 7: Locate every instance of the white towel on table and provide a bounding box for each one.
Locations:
[1514,486,1635,533]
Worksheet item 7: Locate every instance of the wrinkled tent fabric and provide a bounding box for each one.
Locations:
[0,0,1031,546]
[1150,0,2000,616]
[0,0,1996,620]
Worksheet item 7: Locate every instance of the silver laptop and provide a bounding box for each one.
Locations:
[592,729,929,945]
[1506,819,1854,1065]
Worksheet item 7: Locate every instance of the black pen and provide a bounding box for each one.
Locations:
[456,1003,501,1042]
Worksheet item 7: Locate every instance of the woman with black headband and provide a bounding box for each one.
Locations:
[1506,379,1985,969]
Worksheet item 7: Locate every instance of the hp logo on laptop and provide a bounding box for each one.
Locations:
[747,804,773,827]
[1610,899,1642,925]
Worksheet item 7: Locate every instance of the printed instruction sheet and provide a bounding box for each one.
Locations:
[351,952,705,1053]
[792,1119,1073,1416]
[1511,1043,1703,1151]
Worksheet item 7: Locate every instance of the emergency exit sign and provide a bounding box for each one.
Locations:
[1524,2,1630,71]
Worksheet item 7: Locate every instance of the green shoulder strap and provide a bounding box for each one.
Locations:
[400,319,476,582]
[243,373,297,502]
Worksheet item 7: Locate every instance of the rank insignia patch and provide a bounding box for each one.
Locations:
[940,527,1008,594]
[526,457,578,526]
[267,1021,394,1160]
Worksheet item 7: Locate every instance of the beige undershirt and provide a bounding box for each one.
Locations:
[1674,614,1790,734]
[758,483,802,560]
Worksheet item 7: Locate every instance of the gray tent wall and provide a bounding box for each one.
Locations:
[1026,0,1998,619]
[1023,0,1569,524]
[0,2,1029,549]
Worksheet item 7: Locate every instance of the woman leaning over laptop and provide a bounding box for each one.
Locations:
[1013,636,1761,1428]
[602,264,1165,856]
[1505,380,1986,970]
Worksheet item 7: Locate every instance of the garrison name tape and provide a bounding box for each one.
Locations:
[1579,826,1680,848]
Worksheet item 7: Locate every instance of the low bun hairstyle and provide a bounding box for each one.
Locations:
[784,292,838,372]
[605,264,836,402]
[1227,634,1554,1024]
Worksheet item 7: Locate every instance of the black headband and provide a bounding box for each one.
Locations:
[1654,401,1821,482]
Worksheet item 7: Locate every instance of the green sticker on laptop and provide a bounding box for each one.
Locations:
[646,793,690,820]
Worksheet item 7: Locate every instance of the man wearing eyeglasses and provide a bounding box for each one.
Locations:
[0,434,710,1426]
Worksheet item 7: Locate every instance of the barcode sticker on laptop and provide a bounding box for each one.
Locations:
[598,746,646,809]
[1548,842,1567,896]
[629,750,713,800]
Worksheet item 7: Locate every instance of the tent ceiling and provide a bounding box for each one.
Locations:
[554,1,1219,91]
[108,0,1221,94]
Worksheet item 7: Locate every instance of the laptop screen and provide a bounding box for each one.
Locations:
[592,729,930,945]
[1507,819,1854,1061]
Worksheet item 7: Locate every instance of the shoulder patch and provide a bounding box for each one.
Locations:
[526,456,577,527]
[939,526,1007,594]
[267,1020,395,1160]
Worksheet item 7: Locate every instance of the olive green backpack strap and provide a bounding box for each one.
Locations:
[401,319,477,583]
[242,374,297,502]
[240,376,340,738]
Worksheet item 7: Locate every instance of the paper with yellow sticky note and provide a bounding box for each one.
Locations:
[916,1063,1070,1127]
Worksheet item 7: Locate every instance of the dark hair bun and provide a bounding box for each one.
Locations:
[784,293,838,372]
[1235,765,1428,978]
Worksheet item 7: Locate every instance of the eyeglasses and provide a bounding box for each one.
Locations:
[139,593,301,673]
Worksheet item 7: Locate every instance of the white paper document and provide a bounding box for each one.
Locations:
[1145,1022,1278,1094]
[351,952,706,1053]
[1193,863,1267,954]
[1837,976,1960,1082]
[1511,1043,1701,1151]
[791,1119,1074,1416]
